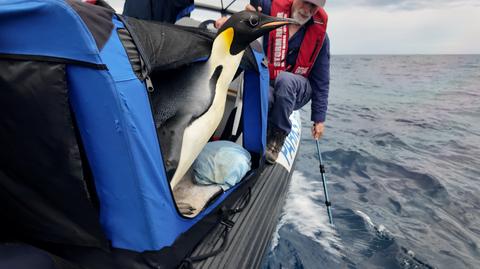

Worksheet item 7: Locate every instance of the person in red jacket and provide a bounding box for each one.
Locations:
[217,0,330,164]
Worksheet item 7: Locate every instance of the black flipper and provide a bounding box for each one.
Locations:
[159,114,192,181]
[155,65,223,182]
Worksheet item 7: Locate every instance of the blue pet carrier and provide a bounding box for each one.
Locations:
[0,0,269,256]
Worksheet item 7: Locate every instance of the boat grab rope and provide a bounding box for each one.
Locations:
[178,187,252,268]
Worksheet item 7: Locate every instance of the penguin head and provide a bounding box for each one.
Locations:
[218,11,299,55]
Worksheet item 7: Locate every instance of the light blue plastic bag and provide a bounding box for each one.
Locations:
[193,141,251,191]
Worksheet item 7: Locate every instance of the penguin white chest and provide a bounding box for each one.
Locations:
[169,27,245,188]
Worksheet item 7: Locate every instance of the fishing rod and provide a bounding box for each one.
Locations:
[315,140,334,226]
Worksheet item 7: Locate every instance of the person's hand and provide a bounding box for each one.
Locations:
[311,122,325,140]
[214,16,228,29]
[245,4,262,12]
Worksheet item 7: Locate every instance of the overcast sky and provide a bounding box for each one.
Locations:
[107,0,480,54]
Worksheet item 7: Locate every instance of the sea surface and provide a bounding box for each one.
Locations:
[261,55,480,269]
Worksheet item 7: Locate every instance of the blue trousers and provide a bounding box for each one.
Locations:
[268,72,312,134]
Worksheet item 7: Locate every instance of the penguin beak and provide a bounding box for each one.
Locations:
[248,13,299,39]
[259,16,299,30]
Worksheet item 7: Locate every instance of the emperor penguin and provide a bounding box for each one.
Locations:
[150,11,298,188]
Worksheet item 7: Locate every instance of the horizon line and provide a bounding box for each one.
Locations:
[331,53,480,56]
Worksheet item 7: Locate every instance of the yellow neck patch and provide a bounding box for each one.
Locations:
[219,27,234,54]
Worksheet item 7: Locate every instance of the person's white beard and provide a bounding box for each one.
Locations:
[292,8,312,25]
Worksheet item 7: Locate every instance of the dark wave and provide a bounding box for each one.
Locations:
[324,149,449,200]
[371,132,411,148]
[263,207,435,269]
[394,119,439,130]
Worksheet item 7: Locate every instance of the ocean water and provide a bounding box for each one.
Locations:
[262,55,480,269]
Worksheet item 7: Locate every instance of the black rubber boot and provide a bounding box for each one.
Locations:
[265,126,287,164]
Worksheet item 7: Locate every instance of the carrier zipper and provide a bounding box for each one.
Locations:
[145,75,154,93]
